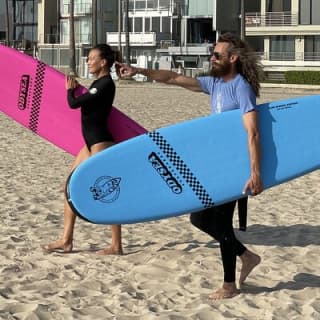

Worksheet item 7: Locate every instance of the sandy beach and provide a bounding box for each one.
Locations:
[1,82,319,319]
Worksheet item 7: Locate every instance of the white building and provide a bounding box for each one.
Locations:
[245,0,320,80]
[34,0,320,78]
[106,1,260,75]
[106,0,188,69]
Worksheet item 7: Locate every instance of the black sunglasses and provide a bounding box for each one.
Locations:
[212,51,223,60]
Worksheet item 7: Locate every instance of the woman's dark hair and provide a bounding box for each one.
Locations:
[217,32,262,97]
[91,43,122,75]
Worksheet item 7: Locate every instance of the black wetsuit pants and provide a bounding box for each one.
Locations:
[190,200,247,283]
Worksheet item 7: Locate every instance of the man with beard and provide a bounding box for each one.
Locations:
[117,32,263,300]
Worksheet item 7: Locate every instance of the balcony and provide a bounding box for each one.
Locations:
[168,43,212,55]
[106,32,157,47]
[246,12,298,27]
[244,11,320,36]
[257,51,320,73]
[39,33,91,45]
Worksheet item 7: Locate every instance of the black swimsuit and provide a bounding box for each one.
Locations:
[67,75,115,150]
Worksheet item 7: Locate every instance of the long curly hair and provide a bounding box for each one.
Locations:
[218,33,262,97]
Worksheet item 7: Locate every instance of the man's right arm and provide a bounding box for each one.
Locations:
[117,63,202,92]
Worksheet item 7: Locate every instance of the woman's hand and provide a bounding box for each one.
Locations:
[65,75,79,90]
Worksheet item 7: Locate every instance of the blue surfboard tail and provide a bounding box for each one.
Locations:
[65,171,96,224]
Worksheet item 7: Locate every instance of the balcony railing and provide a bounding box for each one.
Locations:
[258,51,320,62]
[246,11,298,27]
[303,52,320,61]
[106,32,157,46]
[160,40,175,49]
[39,33,91,44]
[39,34,60,44]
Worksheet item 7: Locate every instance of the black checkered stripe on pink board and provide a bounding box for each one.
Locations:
[29,61,46,133]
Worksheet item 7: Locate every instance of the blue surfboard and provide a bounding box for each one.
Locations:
[66,95,320,224]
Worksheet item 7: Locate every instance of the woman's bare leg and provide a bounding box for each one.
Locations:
[42,145,90,252]
[96,224,123,255]
[43,142,123,254]
[90,142,124,255]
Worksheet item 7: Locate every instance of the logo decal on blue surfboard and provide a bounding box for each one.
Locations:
[90,176,121,203]
[148,131,215,208]
[148,152,183,194]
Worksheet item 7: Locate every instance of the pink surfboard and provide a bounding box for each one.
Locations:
[0,45,147,156]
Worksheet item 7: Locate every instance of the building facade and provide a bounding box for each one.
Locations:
[245,0,320,79]
[106,0,189,69]
[106,0,260,74]
[3,1,319,78]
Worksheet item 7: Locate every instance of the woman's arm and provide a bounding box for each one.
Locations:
[66,77,109,109]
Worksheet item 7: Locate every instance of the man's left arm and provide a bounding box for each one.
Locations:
[242,110,263,196]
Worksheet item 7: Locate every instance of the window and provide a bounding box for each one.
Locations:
[75,0,91,15]
[78,18,90,43]
[135,17,143,32]
[152,17,160,33]
[17,0,37,24]
[12,0,37,42]
[61,0,70,15]
[16,26,37,43]
[265,0,291,25]
[162,17,171,33]
[147,0,157,10]
[41,48,58,66]
[104,0,115,12]
[266,0,291,12]
[300,0,320,25]
[0,31,6,41]
[159,0,170,10]
[304,36,320,61]
[60,48,80,66]
[104,21,114,32]
[135,0,146,10]
[145,17,151,32]
[60,19,69,44]
[129,18,133,32]
[270,36,295,61]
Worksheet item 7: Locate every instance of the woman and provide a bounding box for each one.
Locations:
[43,44,123,255]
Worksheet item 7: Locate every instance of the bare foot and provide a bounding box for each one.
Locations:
[239,250,261,285]
[41,239,73,253]
[96,247,123,255]
[209,283,239,300]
